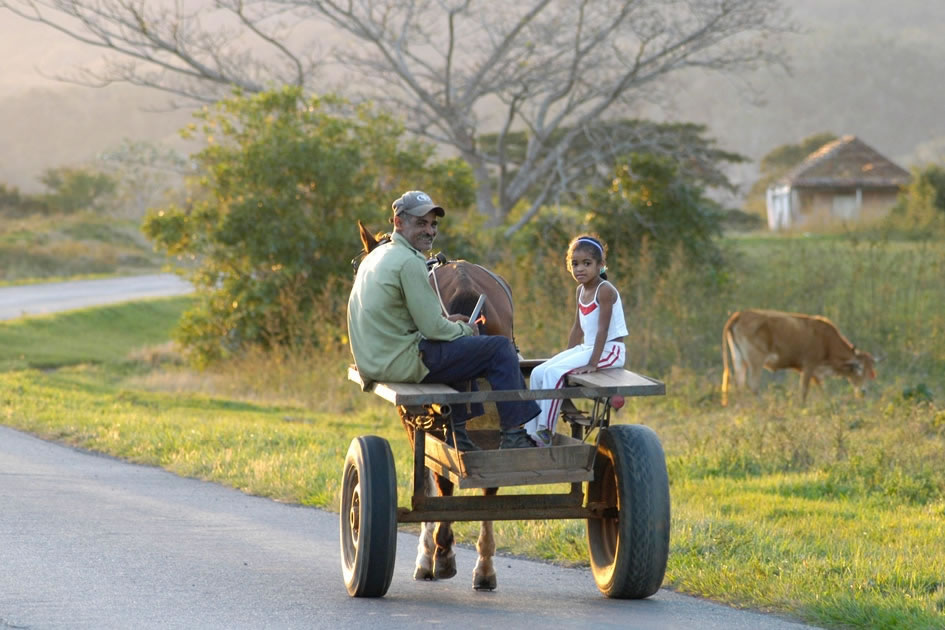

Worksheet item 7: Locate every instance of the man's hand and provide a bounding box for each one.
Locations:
[447,313,479,335]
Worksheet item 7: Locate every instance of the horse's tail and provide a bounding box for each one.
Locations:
[721,311,739,407]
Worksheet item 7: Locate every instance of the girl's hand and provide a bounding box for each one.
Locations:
[571,364,598,375]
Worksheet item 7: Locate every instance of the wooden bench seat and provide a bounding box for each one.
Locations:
[348,365,664,407]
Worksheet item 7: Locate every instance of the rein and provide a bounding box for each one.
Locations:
[428,254,451,317]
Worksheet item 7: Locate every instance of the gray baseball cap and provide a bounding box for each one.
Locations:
[392,190,445,217]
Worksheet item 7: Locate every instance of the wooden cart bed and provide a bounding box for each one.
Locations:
[348,364,665,489]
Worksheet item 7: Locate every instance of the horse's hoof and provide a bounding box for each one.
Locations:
[414,566,435,581]
[433,553,457,580]
[473,573,497,591]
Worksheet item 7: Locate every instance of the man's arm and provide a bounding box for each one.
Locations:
[400,258,473,340]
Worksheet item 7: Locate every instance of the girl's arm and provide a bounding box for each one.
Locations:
[566,285,583,348]
[571,282,617,374]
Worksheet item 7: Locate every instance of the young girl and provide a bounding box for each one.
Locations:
[524,235,629,447]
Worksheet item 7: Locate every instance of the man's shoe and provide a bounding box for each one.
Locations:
[499,427,536,449]
[445,424,481,452]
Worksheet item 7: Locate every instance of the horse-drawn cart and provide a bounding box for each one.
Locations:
[342,362,669,600]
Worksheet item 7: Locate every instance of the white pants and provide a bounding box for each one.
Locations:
[524,341,626,446]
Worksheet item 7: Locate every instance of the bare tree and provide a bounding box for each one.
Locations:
[2,0,792,232]
[0,0,318,103]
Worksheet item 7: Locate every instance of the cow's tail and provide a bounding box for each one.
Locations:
[721,311,738,407]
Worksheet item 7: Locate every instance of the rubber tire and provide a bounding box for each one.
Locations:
[339,435,398,597]
[586,424,670,599]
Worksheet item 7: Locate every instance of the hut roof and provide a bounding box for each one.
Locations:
[780,135,911,188]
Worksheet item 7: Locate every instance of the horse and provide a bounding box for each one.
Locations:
[354,219,517,591]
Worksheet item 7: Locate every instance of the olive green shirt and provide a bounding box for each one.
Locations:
[347,232,473,386]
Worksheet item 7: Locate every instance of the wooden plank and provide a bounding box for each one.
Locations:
[566,369,657,389]
[454,468,595,489]
[347,366,459,405]
[349,365,665,406]
[422,431,597,488]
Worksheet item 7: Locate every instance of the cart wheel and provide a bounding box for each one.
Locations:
[339,435,398,598]
[586,424,670,599]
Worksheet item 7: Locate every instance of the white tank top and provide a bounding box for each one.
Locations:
[578,281,629,346]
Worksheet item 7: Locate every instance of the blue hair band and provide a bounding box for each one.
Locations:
[576,237,604,257]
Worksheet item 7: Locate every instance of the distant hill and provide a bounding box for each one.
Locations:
[2,0,944,201]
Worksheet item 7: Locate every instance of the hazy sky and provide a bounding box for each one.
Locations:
[3,2,944,195]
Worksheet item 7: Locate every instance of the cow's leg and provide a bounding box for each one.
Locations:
[432,473,457,579]
[746,349,767,395]
[800,369,814,404]
[472,487,498,591]
[728,334,748,389]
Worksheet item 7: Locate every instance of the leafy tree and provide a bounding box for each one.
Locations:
[142,86,475,365]
[744,132,837,216]
[40,166,116,214]
[480,120,747,234]
[98,139,191,220]
[3,0,793,230]
[914,164,945,214]
[585,153,726,278]
[887,164,945,235]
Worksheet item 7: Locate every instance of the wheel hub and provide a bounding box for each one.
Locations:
[348,484,361,542]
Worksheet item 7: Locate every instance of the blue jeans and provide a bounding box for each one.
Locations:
[419,335,539,431]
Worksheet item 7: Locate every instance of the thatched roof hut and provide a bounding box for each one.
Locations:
[766,136,911,230]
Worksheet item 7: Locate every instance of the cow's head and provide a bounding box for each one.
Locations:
[841,349,877,394]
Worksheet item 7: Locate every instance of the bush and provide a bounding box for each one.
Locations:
[40,167,117,214]
[143,86,476,365]
[0,183,50,217]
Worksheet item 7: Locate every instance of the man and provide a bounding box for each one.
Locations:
[347,190,538,450]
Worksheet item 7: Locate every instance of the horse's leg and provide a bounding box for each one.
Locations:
[396,410,440,582]
[432,474,458,580]
[413,468,437,581]
[472,486,498,591]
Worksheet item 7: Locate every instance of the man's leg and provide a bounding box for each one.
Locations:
[420,336,539,434]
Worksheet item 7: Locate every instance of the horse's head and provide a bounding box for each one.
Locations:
[352,220,391,275]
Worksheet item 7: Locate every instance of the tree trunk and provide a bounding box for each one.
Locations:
[471,162,501,225]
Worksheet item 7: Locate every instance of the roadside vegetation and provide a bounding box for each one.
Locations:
[0,163,171,284]
[3,229,944,629]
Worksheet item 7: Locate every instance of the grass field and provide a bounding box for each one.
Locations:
[3,232,945,629]
[0,210,164,284]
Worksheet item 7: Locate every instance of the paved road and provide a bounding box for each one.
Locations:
[0,274,193,320]
[1,276,819,629]
[0,426,817,630]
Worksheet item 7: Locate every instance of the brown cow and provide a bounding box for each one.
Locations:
[721,309,876,406]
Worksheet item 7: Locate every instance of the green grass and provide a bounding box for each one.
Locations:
[0,297,193,369]
[4,233,945,629]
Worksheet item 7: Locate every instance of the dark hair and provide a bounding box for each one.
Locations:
[566,234,608,279]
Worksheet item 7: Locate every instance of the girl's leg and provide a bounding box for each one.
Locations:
[526,343,626,445]
[597,341,626,370]
[526,346,592,445]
